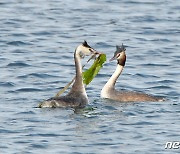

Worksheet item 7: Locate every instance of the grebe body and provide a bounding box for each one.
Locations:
[101,45,164,102]
[40,41,99,108]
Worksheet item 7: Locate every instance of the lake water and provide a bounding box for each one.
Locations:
[0,0,180,153]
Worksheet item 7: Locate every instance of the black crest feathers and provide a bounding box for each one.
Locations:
[114,44,126,57]
[82,40,91,48]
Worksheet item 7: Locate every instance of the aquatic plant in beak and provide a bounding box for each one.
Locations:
[39,40,105,108]
[83,53,106,85]
[55,41,106,97]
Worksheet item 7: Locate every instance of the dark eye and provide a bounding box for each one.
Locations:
[89,48,93,52]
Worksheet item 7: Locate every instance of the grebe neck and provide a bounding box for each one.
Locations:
[104,64,124,90]
[69,47,86,95]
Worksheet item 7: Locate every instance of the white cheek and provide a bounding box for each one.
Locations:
[84,49,91,56]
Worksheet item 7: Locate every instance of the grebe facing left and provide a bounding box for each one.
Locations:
[39,41,100,108]
[101,44,164,102]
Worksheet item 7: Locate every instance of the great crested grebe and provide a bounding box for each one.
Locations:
[39,41,100,108]
[101,44,164,102]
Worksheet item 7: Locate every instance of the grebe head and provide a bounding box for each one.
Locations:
[76,40,99,58]
[110,44,126,66]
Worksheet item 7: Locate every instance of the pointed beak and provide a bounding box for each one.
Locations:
[89,48,101,55]
[87,48,101,63]
[109,56,116,61]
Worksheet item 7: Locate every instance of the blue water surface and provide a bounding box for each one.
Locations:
[0,0,180,153]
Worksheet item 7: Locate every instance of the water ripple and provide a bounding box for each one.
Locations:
[15,88,43,92]
[0,82,15,87]
[18,73,59,79]
[7,61,31,67]
[7,41,32,46]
